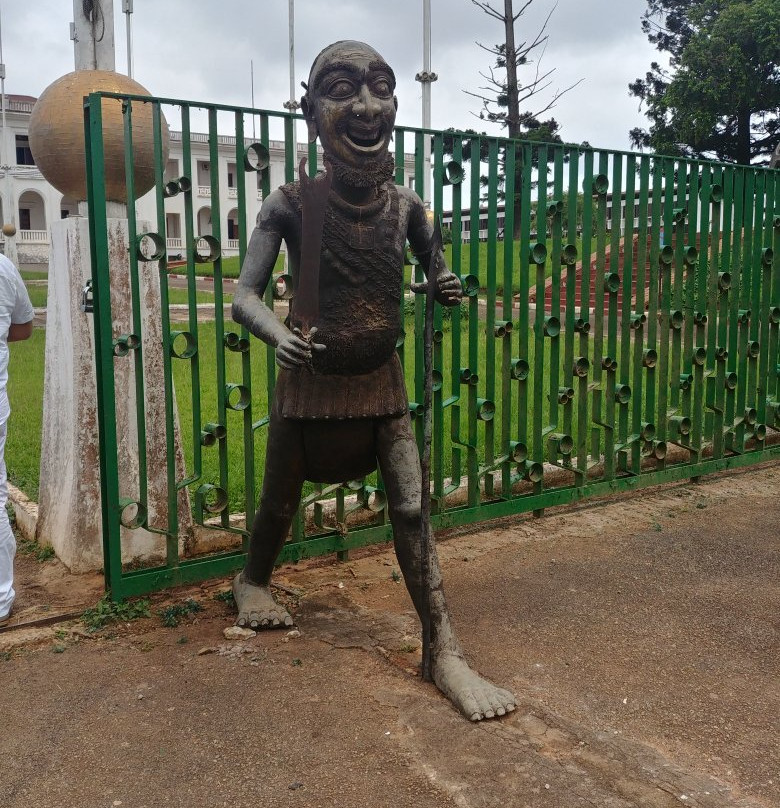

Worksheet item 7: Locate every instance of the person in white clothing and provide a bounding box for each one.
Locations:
[0,253,34,626]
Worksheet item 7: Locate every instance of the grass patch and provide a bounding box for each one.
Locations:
[25,284,48,308]
[81,593,151,632]
[20,269,48,281]
[157,598,203,627]
[17,535,55,562]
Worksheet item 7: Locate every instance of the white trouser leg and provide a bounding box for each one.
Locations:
[0,420,15,617]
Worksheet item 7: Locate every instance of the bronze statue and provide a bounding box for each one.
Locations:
[232,40,516,721]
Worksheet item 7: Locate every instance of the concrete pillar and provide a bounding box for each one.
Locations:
[36,214,192,572]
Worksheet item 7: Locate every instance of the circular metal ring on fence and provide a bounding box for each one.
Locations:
[460,274,480,297]
[692,347,707,366]
[529,243,547,265]
[195,484,229,514]
[743,407,757,426]
[476,398,495,421]
[774,215,780,230]
[754,423,767,441]
[549,433,573,455]
[431,369,443,392]
[769,306,780,324]
[510,441,528,463]
[443,160,464,185]
[409,402,425,418]
[135,232,166,262]
[273,273,295,300]
[683,246,698,266]
[432,329,444,344]
[717,272,731,291]
[170,330,197,359]
[659,245,674,265]
[194,236,221,264]
[223,332,251,353]
[590,174,609,196]
[604,271,620,293]
[177,176,192,193]
[650,439,667,460]
[546,199,563,218]
[615,384,631,404]
[573,356,590,377]
[694,312,708,325]
[642,348,658,368]
[510,358,529,381]
[363,487,387,513]
[601,356,618,372]
[112,333,140,357]
[522,460,544,483]
[204,422,227,440]
[747,340,761,358]
[761,247,774,267]
[669,415,691,436]
[225,383,250,411]
[561,244,578,265]
[715,346,728,362]
[672,207,686,225]
[543,315,560,338]
[640,421,656,441]
[725,372,738,390]
[737,309,751,324]
[459,367,478,385]
[678,373,692,391]
[574,318,591,335]
[557,386,574,404]
[709,184,724,203]
[344,478,365,491]
[200,430,216,447]
[118,498,147,530]
[630,313,647,329]
[243,142,270,172]
[494,320,513,337]
[669,310,684,330]
[163,180,180,198]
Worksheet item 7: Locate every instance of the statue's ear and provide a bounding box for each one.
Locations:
[300,96,318,144]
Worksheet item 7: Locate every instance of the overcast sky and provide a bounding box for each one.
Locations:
[3,0,659,152]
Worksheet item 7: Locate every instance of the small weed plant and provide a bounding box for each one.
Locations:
[157,598,203,628]
[17,536,55,562]
[81,594,151,632]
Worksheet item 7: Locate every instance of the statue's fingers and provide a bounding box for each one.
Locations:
[310,341,327,353]
[410,280,429,294]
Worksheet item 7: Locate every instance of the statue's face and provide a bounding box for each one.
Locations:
[305,41,397,170]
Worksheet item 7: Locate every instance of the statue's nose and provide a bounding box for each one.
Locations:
[352,85,381,119]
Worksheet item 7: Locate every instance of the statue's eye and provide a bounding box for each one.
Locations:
[327,79,355,99]
[372,78,393,98]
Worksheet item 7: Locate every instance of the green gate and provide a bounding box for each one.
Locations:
[83,92,780,600]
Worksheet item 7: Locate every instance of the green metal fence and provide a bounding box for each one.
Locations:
[84,92,780,600]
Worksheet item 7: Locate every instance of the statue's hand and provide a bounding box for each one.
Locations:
[436,271,463,306]
[275,327,325,370]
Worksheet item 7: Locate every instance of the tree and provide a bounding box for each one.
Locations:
[451,0,579,238]
[629,0,780,165]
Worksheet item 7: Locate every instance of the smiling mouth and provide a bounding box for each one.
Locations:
[345,128,385,150]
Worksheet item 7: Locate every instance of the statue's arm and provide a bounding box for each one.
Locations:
[403,189,462,307]
[232,191,321,369]
[232,191,292,349]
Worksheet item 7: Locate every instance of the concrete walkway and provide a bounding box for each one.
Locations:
[2,460,778,807]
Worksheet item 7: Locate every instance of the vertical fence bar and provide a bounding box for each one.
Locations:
[500,140,516,497]
[483,139,498,498]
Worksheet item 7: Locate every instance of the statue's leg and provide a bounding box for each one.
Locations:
[234,403,305,629]
[376,415,516,721]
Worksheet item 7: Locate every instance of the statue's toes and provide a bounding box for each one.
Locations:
[236,613,249,628]
[283,613,294,627]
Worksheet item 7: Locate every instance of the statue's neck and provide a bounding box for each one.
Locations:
[330,178,379,207]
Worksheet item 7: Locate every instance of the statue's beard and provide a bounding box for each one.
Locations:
[324,151,395,188]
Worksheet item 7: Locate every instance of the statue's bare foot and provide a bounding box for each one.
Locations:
[232,572,293,629]
[432,649,516,722]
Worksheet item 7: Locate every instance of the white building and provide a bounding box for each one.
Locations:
[0,94,417,265]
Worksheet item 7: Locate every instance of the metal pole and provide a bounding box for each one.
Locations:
[415,0,437,210]
[123,0,134,79]
[283,0,299,113]
[0,1,17,265]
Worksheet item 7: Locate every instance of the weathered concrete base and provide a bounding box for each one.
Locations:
[36,215,192,572]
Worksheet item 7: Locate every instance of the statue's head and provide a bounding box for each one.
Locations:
[301,41,397,179]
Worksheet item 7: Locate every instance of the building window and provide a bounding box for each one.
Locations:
[16,135,35,166]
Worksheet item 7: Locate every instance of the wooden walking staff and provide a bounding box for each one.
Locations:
[416,216,443,682]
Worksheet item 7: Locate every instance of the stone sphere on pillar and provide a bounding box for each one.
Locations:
[1,223,16,237]
[28,70,169,204]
